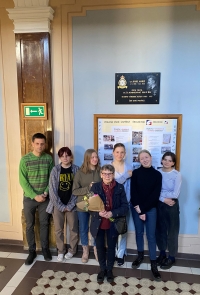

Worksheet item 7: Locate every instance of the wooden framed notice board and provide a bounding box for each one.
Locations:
[94,114,182,171]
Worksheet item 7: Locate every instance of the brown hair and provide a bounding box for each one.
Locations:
[80,149,100,174]
[113,143,126,152]
[161,152,176,167]
[138,149,152,161]
[58,147,72,156]
[32,133,46,142]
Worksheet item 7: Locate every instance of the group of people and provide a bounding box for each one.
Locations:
[19,133,182,283]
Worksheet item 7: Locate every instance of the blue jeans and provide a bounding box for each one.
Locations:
[116,207,131,258]
[131,205,157,260]
[77,211,95,246]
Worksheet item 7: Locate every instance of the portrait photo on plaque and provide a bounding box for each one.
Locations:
[115,72,160,104]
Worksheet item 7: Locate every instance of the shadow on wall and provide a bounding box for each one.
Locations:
[45,130,53,157]
[72,145,86,167]
[196,189,200,229]
[179,175,188,234]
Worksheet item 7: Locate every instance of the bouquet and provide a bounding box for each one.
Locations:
[76,191,105,212]
[76,192,127,234]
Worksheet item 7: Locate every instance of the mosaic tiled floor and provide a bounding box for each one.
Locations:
[0,265,5,273]
[31,270,200,295]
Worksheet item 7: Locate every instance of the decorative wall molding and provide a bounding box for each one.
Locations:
[13,0,49,7]
[7,5,54,33]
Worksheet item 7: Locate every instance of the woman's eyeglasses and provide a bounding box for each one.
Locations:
[101,172,113,176]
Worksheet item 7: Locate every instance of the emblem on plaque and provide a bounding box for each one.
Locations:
[117,75,128,89]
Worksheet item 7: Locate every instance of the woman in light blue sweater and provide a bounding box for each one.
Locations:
[156,152,182,269]
[111,143,132,266]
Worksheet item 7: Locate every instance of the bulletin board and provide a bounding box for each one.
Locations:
[94,114,182,171]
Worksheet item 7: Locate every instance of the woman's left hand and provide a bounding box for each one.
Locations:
[139,214,146,221]
[105,211,113,219]
[99,210,107,217]
[164,198,175,206]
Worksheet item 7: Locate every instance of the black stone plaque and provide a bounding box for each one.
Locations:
[115,72,160,104]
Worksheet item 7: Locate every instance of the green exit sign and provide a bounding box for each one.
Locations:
[21,103,47,120]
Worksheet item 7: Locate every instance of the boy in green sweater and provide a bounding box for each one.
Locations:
[19,133,54,265]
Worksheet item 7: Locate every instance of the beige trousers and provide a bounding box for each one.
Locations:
[52,207,79,255]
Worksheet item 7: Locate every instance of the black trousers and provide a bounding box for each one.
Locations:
[95,228,118,271]
[156,200,180,257]
[23,197,50,251]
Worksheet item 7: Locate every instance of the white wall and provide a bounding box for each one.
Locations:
[72,5,200,236]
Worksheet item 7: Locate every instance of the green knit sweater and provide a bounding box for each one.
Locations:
[19,152,54,199]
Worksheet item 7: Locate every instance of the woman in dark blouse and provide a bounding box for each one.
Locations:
[90,164,128,283]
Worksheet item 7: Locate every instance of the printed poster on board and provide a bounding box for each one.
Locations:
[98,118,177,169]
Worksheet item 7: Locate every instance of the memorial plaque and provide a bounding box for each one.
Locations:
[115,72,160,104]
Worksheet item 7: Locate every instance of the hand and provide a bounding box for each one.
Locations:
[99,210,107,217]
[139,214,146,221]
[164,198,175,206]
[104,211,113,219]
[90,182,95,188]
[64,207,69,212]
[34,195,45,202]
[128,170,132,177]
[43,192,48,197]
[134,205,141,213]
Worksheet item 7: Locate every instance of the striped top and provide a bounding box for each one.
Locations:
[19,152,54,199]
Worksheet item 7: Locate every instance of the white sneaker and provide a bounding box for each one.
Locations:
[57,254,64,262]
[65,252,73,260]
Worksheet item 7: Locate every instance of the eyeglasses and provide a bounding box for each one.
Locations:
[101,172,113,176]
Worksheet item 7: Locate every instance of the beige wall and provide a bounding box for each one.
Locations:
[0,0,22,240]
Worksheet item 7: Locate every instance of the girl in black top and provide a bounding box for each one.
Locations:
[130,149,162,281]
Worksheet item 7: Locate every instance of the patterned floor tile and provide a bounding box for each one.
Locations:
[30,270,200,295]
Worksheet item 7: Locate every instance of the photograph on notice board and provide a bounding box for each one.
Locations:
[133,155,139,162]
[103,135,115,142]
[163,134,171,144]
[104,153,113,161]
[104,144,114,150]
[132,147,142,154]
[132,131,143,145]
[161,147,171,154]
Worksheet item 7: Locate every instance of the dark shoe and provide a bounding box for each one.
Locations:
[160,257,175,269]
[131,251,144,269]
[156,254,166,266]
[151,260,162,282]
[107,270,114,283]
[97,270,107,283]
[117,255,125,266]
[25,250,37,265]
[42,248,52,261]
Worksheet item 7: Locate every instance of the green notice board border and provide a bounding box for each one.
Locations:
[21,103,47,120]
